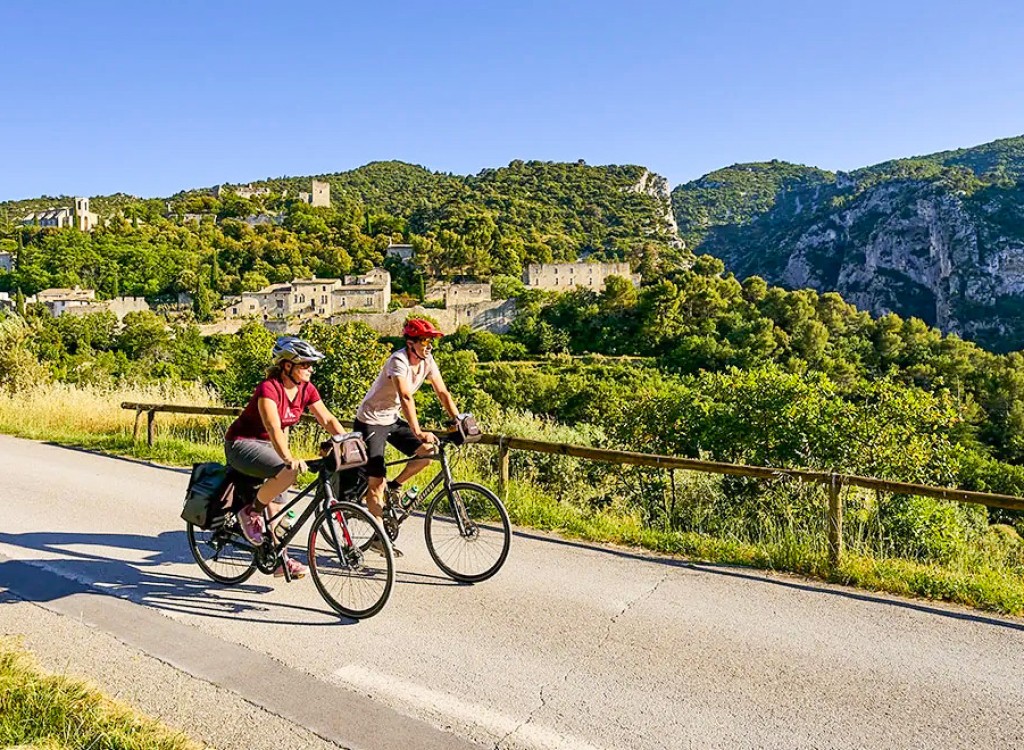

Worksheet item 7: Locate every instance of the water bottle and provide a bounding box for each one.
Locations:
[401,486,420,508]
[274,510,297,541]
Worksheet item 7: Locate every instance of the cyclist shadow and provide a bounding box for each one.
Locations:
[0,530,358,626]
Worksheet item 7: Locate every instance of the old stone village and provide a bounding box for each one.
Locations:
[4,182,640,335]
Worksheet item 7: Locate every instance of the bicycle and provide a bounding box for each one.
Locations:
[337,430,511,583]
[186,438,396,619]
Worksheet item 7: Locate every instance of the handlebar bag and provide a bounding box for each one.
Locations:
[457,414,482,444]
[324,432,368,472]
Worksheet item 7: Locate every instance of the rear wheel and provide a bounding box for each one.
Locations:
[307,501,395,619]
[424,483,510,583]
[187,520,257,585]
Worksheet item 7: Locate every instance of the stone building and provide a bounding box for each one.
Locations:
[66,296,150,321]
[0,251,12,272]
[523,261,636,292]
[445,283,491,307]
[20,198,97,232]
[386,243,414,263]
[335,268,390,312]
[225,268,391,319]
[36,287,96,316]
[74,197,98,231]
[298,179,331,208]
[214,184,270,200]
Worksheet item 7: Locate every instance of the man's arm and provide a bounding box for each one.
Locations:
[428,369,460,423]
[395,372,437,443]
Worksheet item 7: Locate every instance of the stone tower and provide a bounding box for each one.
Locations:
[310,179,330,207]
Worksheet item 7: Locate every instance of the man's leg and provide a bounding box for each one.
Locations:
[354,420,390,521]
[366,475,386,520]
[393,444,433,485]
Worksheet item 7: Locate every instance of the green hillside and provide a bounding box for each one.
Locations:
[671,135,1024,350]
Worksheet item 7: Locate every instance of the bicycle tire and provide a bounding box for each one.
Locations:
[187,522,258,585]
[424,482,511,583]
[307,501,395,619]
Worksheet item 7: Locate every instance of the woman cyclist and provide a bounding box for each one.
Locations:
[224,336,346,578]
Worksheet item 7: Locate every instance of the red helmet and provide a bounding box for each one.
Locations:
[402,318,444,339]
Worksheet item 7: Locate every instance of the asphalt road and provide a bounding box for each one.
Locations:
[1,434,1023,750]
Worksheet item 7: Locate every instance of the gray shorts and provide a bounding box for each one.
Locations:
[224,438,286,480]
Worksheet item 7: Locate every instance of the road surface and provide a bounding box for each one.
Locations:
[1,434,1022,749]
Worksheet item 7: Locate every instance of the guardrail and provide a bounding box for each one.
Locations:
[121,401,1024,567]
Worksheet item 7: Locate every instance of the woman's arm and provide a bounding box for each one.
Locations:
[308,400,345,436]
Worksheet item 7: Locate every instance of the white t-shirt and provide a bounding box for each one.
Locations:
[355,349,439,425]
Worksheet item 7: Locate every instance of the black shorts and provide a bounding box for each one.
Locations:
[353,419,424,477]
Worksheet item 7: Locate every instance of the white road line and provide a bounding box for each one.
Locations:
[332,664,605,750]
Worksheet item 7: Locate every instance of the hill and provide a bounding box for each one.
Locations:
[671,135,1024,351]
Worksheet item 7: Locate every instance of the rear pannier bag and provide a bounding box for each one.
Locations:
[322,432,368,472]
[182,462,229,529]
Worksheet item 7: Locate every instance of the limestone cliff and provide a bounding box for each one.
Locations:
[672,136,1024,351]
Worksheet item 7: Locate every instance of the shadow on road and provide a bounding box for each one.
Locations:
[0,529,358,626]
[510,528,1024,633]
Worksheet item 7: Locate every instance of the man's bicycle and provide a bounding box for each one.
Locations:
[186,438,395,619]
[338,431,511,583]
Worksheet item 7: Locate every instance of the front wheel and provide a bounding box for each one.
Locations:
[424,482,511,583]
[307,501,395,619]
[187,521,257,585]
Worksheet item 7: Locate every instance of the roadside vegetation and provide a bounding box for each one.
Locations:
[0,637,199,750]
[3,204,1024,615]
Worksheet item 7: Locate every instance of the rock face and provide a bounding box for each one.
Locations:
[630,169,683,246]
[672,138,1024,351]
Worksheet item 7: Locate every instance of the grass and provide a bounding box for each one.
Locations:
[2,382,1023,617]
[0,637,200,750]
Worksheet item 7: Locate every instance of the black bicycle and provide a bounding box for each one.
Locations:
[187,440,395,619]
[338,431,511,583]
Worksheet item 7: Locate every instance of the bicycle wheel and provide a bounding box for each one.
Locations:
[424,482,511,583]
[307,501,395,619]
[187,521,257,585]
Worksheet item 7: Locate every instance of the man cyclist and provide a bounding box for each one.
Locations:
[224,336,347,578]
[354,318,460,554]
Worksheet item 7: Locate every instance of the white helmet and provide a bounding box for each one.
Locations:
[272,336,325,364]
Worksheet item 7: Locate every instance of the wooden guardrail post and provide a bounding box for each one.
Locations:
[147,409,156,447]
[132,408,144,443]
[827,473,843,568]
[497,438,510,499]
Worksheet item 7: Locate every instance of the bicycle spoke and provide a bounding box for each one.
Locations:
[188,523,257,585]
[424,483,510,583]
[308,502,394,619]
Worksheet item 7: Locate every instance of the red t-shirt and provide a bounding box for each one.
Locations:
[225,378,322,442]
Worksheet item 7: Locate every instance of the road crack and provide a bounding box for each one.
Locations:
[494,571,670,749]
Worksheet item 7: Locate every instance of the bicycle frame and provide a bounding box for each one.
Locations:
[380,438,473,536]
[231,460,360,580]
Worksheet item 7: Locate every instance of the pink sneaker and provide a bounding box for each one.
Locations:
[274,557,308,579]
[239,503,265,545]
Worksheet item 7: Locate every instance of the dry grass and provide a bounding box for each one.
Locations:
[0,381,221,439]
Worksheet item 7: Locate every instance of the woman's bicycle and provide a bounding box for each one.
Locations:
[186,437,395,619]
[337,430,511,583]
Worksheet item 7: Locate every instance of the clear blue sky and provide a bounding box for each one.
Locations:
[2,0,1022,201]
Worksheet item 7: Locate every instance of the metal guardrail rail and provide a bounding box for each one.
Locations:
[121,401,1024,567]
